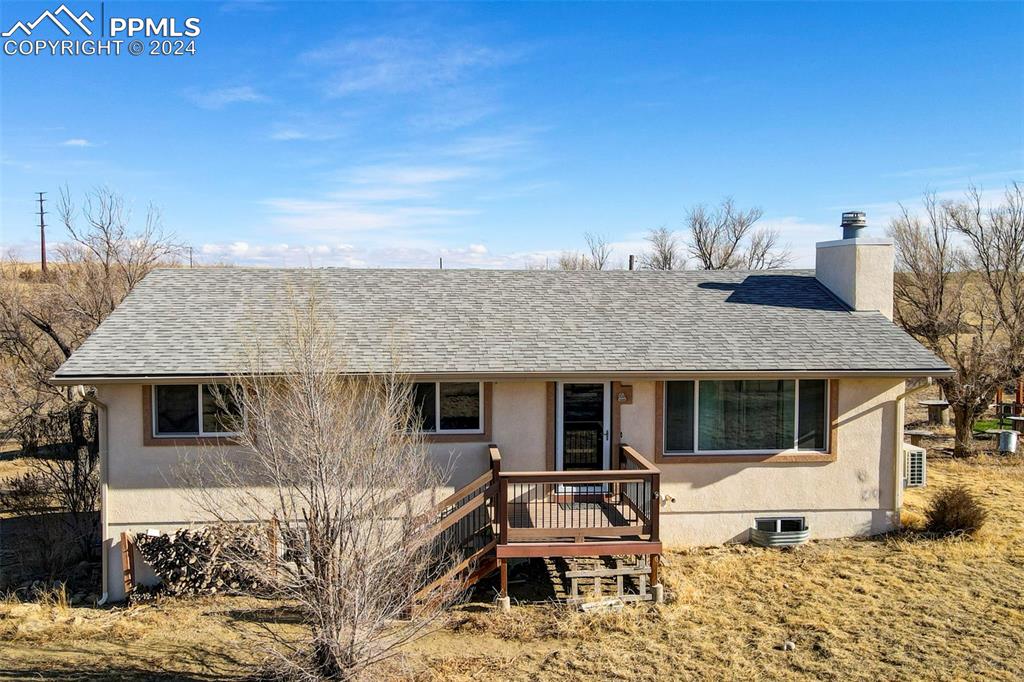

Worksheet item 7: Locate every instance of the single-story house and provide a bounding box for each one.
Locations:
[52,215,952,602]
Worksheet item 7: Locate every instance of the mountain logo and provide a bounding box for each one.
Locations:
[2,4,95,38]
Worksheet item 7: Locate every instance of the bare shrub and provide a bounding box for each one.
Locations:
[182,287,460,680]
[925,485,989,535]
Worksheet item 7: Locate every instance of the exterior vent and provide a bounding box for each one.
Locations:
[903,444,927,488]
[841,211,867,239]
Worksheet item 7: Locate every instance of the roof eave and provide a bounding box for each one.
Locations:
[51,367,956,385]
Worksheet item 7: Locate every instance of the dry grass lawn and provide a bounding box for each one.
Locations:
[1,455,1022,681]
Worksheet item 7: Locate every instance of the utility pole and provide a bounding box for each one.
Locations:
[628,254,635,271]
[439,257,443,270]
[189,246,193,268]
[37,192,48,274]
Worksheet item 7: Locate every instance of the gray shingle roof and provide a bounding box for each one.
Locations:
[52,268,951,379]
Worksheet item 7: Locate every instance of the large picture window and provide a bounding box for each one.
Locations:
[663,379,828,455]
[411,382,483,434]
[153,384,242,437]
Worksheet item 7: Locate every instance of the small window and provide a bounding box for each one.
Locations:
[155,385,199,435]
[797,379,827,450]
[439,382,481,431]
[202,385,242,434]
[665,381,695,452]
[779,518,804,532]
[153,384,242,437]
[755,517,805,532]
[412,383,437,433]
[410,382,483,434]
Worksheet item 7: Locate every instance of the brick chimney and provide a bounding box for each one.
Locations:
[815,212,894,320]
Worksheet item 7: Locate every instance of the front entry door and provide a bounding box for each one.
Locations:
[557,382,611,471]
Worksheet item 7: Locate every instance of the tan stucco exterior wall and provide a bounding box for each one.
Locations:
[99,377,903,600]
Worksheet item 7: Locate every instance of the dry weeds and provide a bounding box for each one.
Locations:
[1,456,1021,681]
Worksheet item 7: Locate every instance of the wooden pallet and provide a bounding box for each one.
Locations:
[546,555,654,603]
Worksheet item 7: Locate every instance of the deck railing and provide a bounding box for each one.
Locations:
[419,444,661,602]
[496,444,660,546]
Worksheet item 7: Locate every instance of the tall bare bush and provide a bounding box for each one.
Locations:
[184,289,459,680]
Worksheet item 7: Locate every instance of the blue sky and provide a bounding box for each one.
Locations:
[1,1,1022,268]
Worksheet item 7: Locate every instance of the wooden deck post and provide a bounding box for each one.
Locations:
[498,476,509,545]
[650,553,660,586]
[650,469,661,543]
[497,558,511,611]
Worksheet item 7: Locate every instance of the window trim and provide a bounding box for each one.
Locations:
[655,379,836,463]
[151,384,242,439]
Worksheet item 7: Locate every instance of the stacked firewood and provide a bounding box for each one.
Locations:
[133,526,264,597]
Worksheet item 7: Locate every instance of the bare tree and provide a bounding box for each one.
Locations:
[0,186,182,458]
[686,198,790,270]
[584,232,612,270]
[0,187,182,580]
[890,184,1024,456]
[184,290,461,680]
[947,184,1024,369]
[743,226,792,270]
[556,251,590,271]
[639,227,681,270]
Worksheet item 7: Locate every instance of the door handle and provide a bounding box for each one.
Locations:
[604,430,609,441]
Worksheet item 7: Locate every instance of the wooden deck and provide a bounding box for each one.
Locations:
[423,443,662,605]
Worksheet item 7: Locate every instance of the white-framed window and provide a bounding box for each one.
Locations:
[663,379,829,455]
[152,384,242,437]
[411,381,483,434]
[755,517,806,533]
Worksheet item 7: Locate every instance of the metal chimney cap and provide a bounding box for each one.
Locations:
[841,211,867,239]
[841,211,867,226]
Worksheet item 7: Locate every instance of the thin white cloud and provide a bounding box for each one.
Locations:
[261,157,486,237]
[268,114,350,142]
[262,197,474,233]
[303,36,517,98]
[348,164,477,186]
[882,164,976,179]
[269,126,339,142]
[61,138,92,147]
[196,238,571,269]
[184,85,266,110]
[199,241,356,266]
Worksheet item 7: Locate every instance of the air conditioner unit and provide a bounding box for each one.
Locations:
[903,443,926,488]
